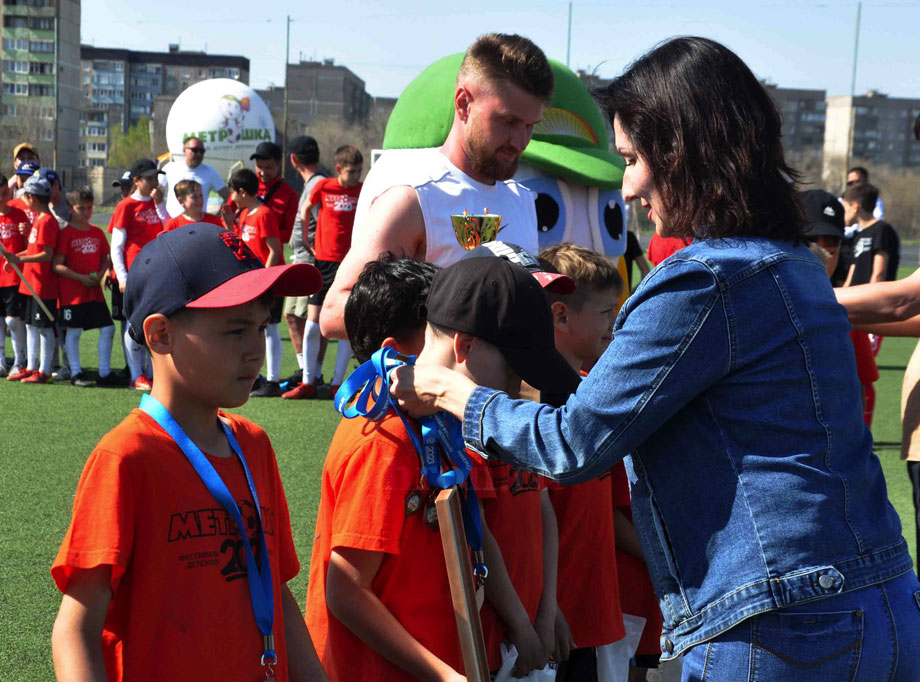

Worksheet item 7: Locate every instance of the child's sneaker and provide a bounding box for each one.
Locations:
[131,376,153,391]
[70,373,95,388]
[96,372,123,387]
[21,371,52,384]
[7,366,32,381]
[282,382,317,400]
[250,380,282,398]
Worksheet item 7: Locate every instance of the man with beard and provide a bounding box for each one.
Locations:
[320,33,553,338]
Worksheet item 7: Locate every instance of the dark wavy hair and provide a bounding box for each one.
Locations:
[344,253,439,364]
[595,37,804,242]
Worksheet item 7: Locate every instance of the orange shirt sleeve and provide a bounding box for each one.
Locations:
[259,209,280,241]
[327,438,409,556]
[52,445,137,594]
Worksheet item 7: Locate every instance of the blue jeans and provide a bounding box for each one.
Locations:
[681,570,920,681]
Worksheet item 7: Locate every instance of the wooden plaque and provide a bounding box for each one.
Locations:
[436,487,490,682]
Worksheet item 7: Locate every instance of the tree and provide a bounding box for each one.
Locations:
[108,117,152,168]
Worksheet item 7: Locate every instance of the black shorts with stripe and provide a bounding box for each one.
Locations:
[60,301,114,330]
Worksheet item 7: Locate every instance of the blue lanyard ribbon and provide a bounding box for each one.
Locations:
[139,394,277,666]
[335,347,488,578]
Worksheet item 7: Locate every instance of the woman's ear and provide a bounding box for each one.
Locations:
[143,313,173,355]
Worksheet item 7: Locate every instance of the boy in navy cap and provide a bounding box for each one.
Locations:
[51,224,328,682]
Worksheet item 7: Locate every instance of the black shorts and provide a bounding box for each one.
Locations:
[25,297,57,327]
[269,295,283,325]
[109,281,125,321]
[0,286,25,317]
[60,301,114,330]
[308,259,341,306]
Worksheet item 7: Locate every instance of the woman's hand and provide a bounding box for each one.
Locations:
[389,364,478,419]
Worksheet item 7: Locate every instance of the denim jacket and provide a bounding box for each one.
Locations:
[463,237,913,659]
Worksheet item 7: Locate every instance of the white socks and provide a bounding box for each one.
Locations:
[124,326,147,381]
[303,319,321,385]
[6,316,25,367]
[65,328,83,375]
[295,352,304,369]
[98,325,114,377]
[332,339,353,386]
[265,323,282,383]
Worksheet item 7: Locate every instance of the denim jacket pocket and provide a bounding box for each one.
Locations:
[750,610,863,682]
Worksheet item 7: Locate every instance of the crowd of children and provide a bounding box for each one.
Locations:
[0,140,363,396]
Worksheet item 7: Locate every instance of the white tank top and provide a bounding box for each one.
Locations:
[353,148,538,267]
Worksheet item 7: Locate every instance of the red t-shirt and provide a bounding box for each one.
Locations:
[19,212,58,299]
[52,410,300,682]
[109,196,163,270]
[55,224,110,306]
[7,196,35,231]
[307,412,484,682]
[479,461,544,670]
[0,206,28,287]
[162,212,224,233]
[548,473,625,647]
[647,234,690,267]
[238,206,282,266]
[309,178,362,262]
[259,178,299,245]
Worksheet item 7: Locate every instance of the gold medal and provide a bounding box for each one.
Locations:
[450,210,503,250]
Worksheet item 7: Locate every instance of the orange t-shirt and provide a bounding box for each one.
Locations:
[109,196,163,270]
[0,205,28,287]
[239,206,282,266]
[258,178,299,245]
[55,224,109,306]
[479,461,544,670]
[19,212,58,299]
[306,411,492,682]
[51,410,300,682]
[162,212,224,233]
[548,472,625,648]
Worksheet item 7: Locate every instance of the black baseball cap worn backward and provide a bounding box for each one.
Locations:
[124,224,321,342]
[425,258,579,394]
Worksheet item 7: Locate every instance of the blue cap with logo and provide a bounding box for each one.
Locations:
[15,160,40,177]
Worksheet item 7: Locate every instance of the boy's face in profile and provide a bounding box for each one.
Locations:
[73,200,93,222]
[416,323,515,392]
[162,299,271,409]
[564,286,618,366]
[255,158,280,185]
[22,193,46,212]
[337,164,362,187]
[133,175,158,196]
[179,186,205,216]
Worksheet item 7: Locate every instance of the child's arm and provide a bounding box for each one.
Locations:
[326,546,465,682]
[265,236,282,268]
[281,583,329,682]
[613,508,645,561]
[110,228,128,293]
[51,565,113,682]
[480,507,548,677]
[300,201,315,255]
[534,490,566,660]
[13,244,53,264]
[53,253,98,288]
[869,251,889,284]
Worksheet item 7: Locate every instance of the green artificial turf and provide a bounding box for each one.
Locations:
[0,263,917,681]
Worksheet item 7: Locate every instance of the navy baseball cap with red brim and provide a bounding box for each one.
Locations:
[125,224,321,340]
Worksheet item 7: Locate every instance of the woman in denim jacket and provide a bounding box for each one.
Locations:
[393,37,920,681]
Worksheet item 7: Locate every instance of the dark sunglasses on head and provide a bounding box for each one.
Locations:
[186,147,206,154]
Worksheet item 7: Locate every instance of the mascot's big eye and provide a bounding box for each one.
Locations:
[517,176,569,251]
[589,188,626,256]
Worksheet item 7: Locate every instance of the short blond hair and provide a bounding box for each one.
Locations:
[539,242,622,308]
[458,33,554,102]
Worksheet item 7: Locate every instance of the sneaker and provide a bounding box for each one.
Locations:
[21,371,52,384]
[96,372,124,387]
[0,364,7,378]
[250,380,282,398]
[7,366,32,381]
[283,372,303,388]
[52,365,71,381]
[282,382,318,400]
[130,376,153,391]
[70,372,95,387]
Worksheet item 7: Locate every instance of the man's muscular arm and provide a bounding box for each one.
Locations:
[320,185,425,339]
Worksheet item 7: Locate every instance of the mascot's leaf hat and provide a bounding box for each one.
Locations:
[382,54,624,189]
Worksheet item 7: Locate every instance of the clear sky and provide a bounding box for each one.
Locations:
[82,0,920,100]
